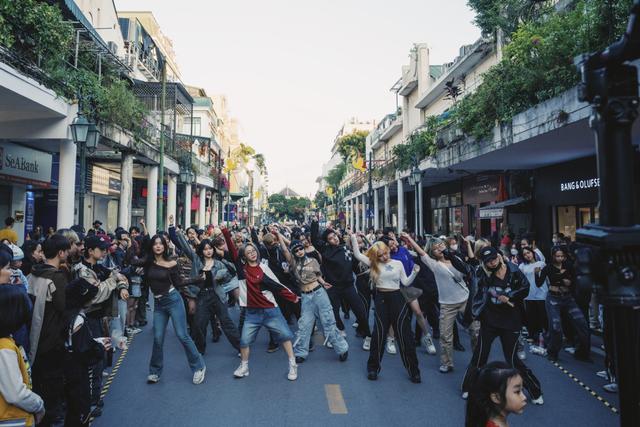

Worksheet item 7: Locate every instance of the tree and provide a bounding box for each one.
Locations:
[324,163,347,192]
[336,130,369,162]
[268,194,311,221]
[314,191,328,209]
[253,153,267,175]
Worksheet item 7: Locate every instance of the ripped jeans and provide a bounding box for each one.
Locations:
[546,294,590,358]
[294,285,348,359]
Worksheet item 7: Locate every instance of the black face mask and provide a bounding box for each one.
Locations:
[487,262,501,272]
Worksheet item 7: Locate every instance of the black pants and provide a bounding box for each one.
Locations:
[415,282,440,340]
[355,274,373,335]
[546,294,590,358]
[192,288,240,353]
[86,317,105,405]
[63,356,91,427]
[461,324,542,399]
[368,290,419,377]
[327,283,371,337]
[525,300,548,342]
[32,349,65,426]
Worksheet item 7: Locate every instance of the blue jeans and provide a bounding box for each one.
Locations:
[150,290,204,376]
[240,307,294,348]
[294,286,348,358]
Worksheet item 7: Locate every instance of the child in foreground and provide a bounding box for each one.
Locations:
[465,361,527,427]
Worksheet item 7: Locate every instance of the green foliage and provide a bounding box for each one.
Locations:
[253,153,267,175]
[0,0,147,133]
[324,162,347,190]
[268,194,311,221]
[0,0,73,64]
[458,0,634,141]
[392,114,455,170]
[314,191,328,208]
[336,130,369,162]
[467,0,553,38]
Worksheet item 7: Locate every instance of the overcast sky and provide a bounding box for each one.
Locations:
[115,0,480,197]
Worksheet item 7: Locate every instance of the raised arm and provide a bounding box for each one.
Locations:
[276,231,293,265]
[169,224,196,261]
[310,218,324,250]
[350,234,370,266]
[400,263,419,286]
[221,227,238,261]
[401,232,427,257]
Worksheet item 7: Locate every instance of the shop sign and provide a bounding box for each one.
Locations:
[92,166,121,196]
[463,175,499,205]
[0,141,52,186]
[560,178,600,192]
[131,208,145,216]
[479,208,504,219]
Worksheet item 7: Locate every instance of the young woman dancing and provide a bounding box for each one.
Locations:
[349,233,421,383]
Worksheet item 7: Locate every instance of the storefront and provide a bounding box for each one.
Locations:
[533,156,600,249]
[426,180,463,236]
[0,141,53,243]
[86,165,121,232]
[462,174,501,238]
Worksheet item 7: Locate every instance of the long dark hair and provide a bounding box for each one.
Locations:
[144,234,170,270]
[465,361,520,427]
[520,246,536,264]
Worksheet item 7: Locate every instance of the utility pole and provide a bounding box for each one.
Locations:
[367,151,373,230]
[157,61,166,231]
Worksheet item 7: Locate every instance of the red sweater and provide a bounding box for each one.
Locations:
[243,264,298,308]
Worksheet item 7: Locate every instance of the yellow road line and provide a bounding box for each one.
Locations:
[325,384,348,414]
[551,361,618,414]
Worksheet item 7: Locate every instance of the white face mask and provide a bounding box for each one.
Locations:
[450,244,458,251]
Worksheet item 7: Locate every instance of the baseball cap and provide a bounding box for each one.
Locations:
[8,244,24,261]
[85,235,110,251]
[93,220,103,226]
[480,246,499,263]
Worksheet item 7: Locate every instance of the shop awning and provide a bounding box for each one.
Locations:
[479,196,530,219]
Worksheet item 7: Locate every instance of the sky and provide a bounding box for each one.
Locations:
[115,0,481,198]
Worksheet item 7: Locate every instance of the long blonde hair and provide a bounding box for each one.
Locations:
[366,241,390,284]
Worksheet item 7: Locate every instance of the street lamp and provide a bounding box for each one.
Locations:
[71,113,101,228]
[408,160,422,235]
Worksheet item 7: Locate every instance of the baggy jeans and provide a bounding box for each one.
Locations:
[294,286,348,359]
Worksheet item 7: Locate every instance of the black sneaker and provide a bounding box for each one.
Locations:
[267,342,279,353]
[339,351,348,362]
[410,374,421,383]
[454,342,465,352]
[367,371,378,381]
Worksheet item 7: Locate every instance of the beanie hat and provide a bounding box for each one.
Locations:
[8,244,23,261]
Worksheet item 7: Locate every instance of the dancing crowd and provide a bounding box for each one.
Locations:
[0,213,614,427]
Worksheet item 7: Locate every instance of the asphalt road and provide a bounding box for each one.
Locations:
[92,306,619,427]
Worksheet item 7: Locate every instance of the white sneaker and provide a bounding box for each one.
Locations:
[517,349,527,360]
[362,336,371,351]
[352,322,359,328]
[421,335,437,355]
[233,362,249,378]
[324,336,334,349]
[339,329,347,337]
[287,363,298,381]
[192,366,206,384]
[386,337,397,355]
[564,346,576,355]
[147,374,159,384]
[596,370,609,380]
[531,396,544,405]
[603,383,618,393]
[461,392,469,400]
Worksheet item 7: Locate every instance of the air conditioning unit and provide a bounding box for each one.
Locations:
[108,41,118,55]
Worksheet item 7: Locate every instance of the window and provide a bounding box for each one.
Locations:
[183,117,202,136]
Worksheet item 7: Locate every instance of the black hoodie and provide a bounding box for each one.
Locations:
[311,220,353,287]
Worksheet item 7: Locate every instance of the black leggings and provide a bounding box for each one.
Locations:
[327,283,371,337]
[461,324,542,399]
[368,290,419,377]
[525,300,548,342]
[192,288,240,353]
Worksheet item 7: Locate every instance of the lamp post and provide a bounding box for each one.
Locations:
[367,151,373,230]
[70,113,100,228]
[408,158,422,234]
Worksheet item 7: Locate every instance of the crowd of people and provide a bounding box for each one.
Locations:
[0,213,614,427]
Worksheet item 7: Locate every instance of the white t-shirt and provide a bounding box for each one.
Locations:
[420,254,469,305]
[519,261,548,301]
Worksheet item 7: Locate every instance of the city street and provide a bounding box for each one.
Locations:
[93,308,618,427]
